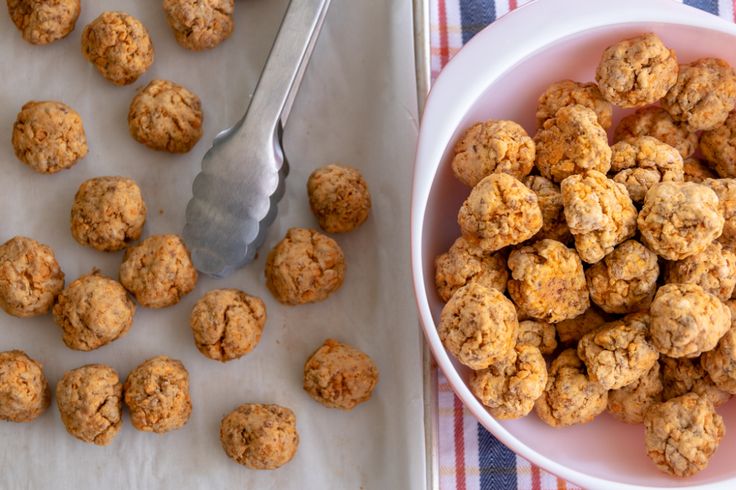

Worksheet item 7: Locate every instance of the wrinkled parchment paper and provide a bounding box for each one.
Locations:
[0,0,426,488]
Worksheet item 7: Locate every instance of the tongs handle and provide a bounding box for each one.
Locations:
[242,0,331,141]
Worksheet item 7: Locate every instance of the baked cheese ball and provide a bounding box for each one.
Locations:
[595,33,678,108]
[560,170,637,264]
[220,403,299,470]
[555,306,607,345]
[307,164,371,233]
[507,239,589,323]
[702,301,736,394]
[124,356,192,433]
[163,0,234,51]
[585,240,659,314]
[190,289,266,362]
[701,111,736,177]
[644,393,724,478]
[534,349,608,427]
[434,236,507,303]
[577,313,659,390]
[650,283,731,358]
[303,339,379,410]
[265,228,345,305]
[663,58,736,132]
[81,11,154,86]
[12,100,87,174]
[609,136,684,203]
[534,105,611,183]
[70,176,147,252]
[470,344,547,420]
[55,364,122,445]
[457,173,542,253]
[0,236,64,318]
[683,157,717,183]
[661,356,731,408]
[523,175,571,243]
[7,0,80,45]
[451,120,535,187]
[613,106,698,159]
[119,234,198,308]
[438,282,517,370]
[607,362,662,424]
[666,242,736,302]
[637,182,724,261]
[536,80,612,129]
[0,350,50,422]
[128,79,203,153]
[517,320,557,356]
[53,272,135,351]
[703,178,736,253]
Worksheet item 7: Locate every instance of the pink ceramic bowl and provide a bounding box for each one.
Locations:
[412,0,736,488]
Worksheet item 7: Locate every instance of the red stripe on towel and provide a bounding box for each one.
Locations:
[453,396,467,490]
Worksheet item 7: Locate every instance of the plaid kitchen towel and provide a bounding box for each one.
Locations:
[429,1,732,489]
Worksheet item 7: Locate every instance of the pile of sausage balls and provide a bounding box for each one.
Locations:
[436,32,736,478]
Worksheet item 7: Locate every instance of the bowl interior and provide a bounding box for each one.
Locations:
[422,23,736,487]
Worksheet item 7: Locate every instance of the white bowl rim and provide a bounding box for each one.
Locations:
[411,0,736,488]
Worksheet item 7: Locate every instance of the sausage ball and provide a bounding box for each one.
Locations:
[220,403,299,470]
[190,289,266,362]
[7,0,80,45]
[457,173,542,253]
[70,176,147,252]
[534,105,611,183]
[434,236,508,303]
[55,364,122,445]
[577,313,659,390]
[585,240,659,314]
[438,282,518,370]
[534,349,608,427]
[662,57,736,132]
[595,33,678,108]
[119,234,198,308]
[303,339,379,410]
[650,283,731,358]
[0,236,64,318]
[12,100,87,174]
[306,164,371,233]
[124,356,192,433]
[561,170,637,264]
[507,239,589,323]
[0,350,50,422]
[163,0,234,51]
[470,344,548,419]
[644,393,724,477]
[81,11,154,85]
[637,182,724,261]
[52,272,135,351]
[451,120,535,187]
[536,80,612,129]
[609,136,684,203]
[265,228,345,305]
[128,79,203,153]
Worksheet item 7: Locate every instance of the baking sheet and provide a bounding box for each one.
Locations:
[0,0,426,488]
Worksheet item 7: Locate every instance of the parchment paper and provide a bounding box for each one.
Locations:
[0,0,426,488]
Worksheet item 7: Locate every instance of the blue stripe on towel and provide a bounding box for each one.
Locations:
[478,423,518,490]
[459,0,496,44]
[684,0,719,15]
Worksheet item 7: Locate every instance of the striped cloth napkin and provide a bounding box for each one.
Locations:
[429,1,731,489]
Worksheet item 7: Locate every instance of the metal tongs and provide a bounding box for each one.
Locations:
[183,0,331,277]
